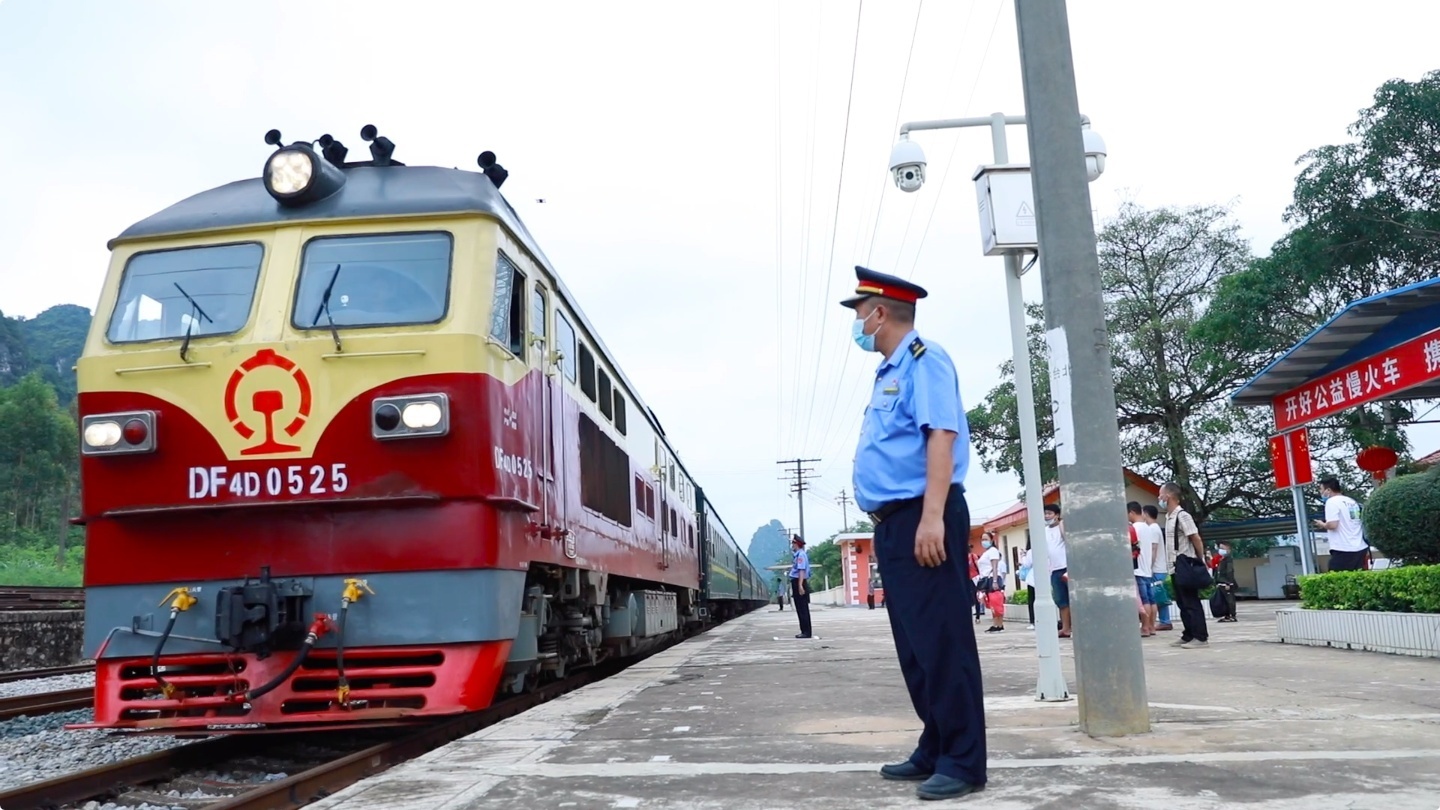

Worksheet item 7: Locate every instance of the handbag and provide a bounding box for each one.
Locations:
[1172,511,1213,590]
[1208,588,1227,618]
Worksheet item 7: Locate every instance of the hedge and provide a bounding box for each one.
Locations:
[1298,565,1440,614]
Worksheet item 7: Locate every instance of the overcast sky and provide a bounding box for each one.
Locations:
[4,0,1440,554]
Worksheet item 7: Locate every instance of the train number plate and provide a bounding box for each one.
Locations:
[187,464,349,500]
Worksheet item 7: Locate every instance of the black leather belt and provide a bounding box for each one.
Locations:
[866,484,965,526]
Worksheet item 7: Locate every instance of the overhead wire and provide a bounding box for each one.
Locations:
[808,0,928,474]
[774,0,786,519]
[797,0,866,455]
[812,0,1007,483]
[808,0,992,474]
[784,1,828,456]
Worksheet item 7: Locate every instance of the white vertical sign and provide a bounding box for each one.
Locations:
[1045,326,1077,468]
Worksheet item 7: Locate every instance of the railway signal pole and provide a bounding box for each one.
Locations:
[777,458,820,543]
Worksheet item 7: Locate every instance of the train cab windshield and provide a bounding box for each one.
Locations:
[292,232,452,330]
[106,243,263,343]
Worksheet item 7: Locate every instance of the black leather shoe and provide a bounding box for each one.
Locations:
[880,761,932,781]
[795,633,812,639]
[917,774,985,800]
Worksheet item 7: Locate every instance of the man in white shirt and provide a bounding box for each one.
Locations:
[1044,503,1071,638]
[1313,478,1368,571]
[1128,501,1160,637]
[1144,505,1172,631]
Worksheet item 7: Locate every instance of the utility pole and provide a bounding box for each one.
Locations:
[777,458,820,543]
[835,489,853,530]
[1014,0,1149,736]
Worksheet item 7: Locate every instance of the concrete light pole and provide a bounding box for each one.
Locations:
[888,112,1102,703]
[1014,0,1149,735]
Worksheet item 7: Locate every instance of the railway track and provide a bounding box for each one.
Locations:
[0,586,85,611]
[0,687,93,720]
[0,660,625,810]
[0,663,92,685]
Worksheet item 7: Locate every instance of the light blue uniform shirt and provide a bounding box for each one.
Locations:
[789,548,810,580]
[852,329,970,513]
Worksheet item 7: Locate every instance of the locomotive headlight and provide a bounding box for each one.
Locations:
[401,401,443,429]
[83,421,122,448]
[266,149,314,195]
[81,411,157,455]
[261,140,345,207]
[372,394,449,439]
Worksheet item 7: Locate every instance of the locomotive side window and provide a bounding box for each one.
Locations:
[532,285,547,348]
[598,369,614,419]
[293,232,452,331]
[578,344,597,401]
[483,252,526,355]
[555,311,577,382]
[614,392,627,435]
[107,243,263,343]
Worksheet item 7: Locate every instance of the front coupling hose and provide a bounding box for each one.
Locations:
[152,587,197,699]
[237,614,332,703]
[335,578,375,708]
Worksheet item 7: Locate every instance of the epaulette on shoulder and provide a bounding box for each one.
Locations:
[909,336,926,359]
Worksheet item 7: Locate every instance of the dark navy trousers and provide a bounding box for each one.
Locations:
[874,486,987,784]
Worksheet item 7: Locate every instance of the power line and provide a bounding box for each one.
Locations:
[863,0,927,268]
[799,0,866,455]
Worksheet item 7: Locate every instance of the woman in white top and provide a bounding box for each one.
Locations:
[978,533,1006,633]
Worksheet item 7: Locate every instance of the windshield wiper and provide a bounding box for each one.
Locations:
[174,283,213,363]
[312,263,343,353]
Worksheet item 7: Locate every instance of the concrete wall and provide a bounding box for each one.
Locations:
[0,610,85,669]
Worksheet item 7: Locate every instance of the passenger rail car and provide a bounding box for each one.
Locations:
[73,126,768,732]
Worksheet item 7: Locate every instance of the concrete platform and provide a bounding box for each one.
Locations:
[308,602,1440,808]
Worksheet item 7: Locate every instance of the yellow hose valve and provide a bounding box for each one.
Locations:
[160,682,177,700]
[341,578,375,604]
[158,587,197,612]
[336,684,351,706]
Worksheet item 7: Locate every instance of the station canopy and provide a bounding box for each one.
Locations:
[1231,276,1440,431]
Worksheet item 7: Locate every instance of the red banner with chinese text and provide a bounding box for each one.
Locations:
[1272,328,1440,432]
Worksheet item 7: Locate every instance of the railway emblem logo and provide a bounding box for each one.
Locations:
[224,348,313,456]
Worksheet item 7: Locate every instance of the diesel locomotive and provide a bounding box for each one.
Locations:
[72,125,768,732]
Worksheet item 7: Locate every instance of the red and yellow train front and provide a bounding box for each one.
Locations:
[75,216,557,731]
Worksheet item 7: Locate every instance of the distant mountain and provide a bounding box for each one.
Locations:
[0,305,91,404]
[747,519,790,585]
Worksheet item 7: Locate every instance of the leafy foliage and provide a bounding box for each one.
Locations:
[1360,467,1440,564]
[1299,566,1440,613]
[966,203,1304,522]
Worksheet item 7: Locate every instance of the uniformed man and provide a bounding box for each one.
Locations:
[843,265,986,800]
[788,535,812,638]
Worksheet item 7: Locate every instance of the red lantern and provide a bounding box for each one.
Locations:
[1356,446,1399,481]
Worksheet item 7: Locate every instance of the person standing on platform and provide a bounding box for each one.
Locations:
[841,265,986,800]
[1162,482,1210,648]
[1214,541,1238,622]
[1019,544,1036,629]
[788,535,812,638]
[1045,503,1071,639]
[1144,505,1173,631]
[1313,478,1368,571]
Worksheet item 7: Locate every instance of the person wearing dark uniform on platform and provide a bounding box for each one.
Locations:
[788,535,812,638]
[842,266,986,801]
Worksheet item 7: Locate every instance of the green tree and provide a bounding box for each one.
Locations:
[0,373,77,534]
[1203,70,1440,461]
[968,203,1322,522]
[20,305,92,405]
[965,303,1056,487]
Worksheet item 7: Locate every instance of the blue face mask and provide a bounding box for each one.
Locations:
[852,310,878,352]
[981,540,993,549]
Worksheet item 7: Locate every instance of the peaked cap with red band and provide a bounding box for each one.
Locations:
[839,265,929,308]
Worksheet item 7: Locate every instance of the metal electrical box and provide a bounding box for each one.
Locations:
[973,164,1038,256]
